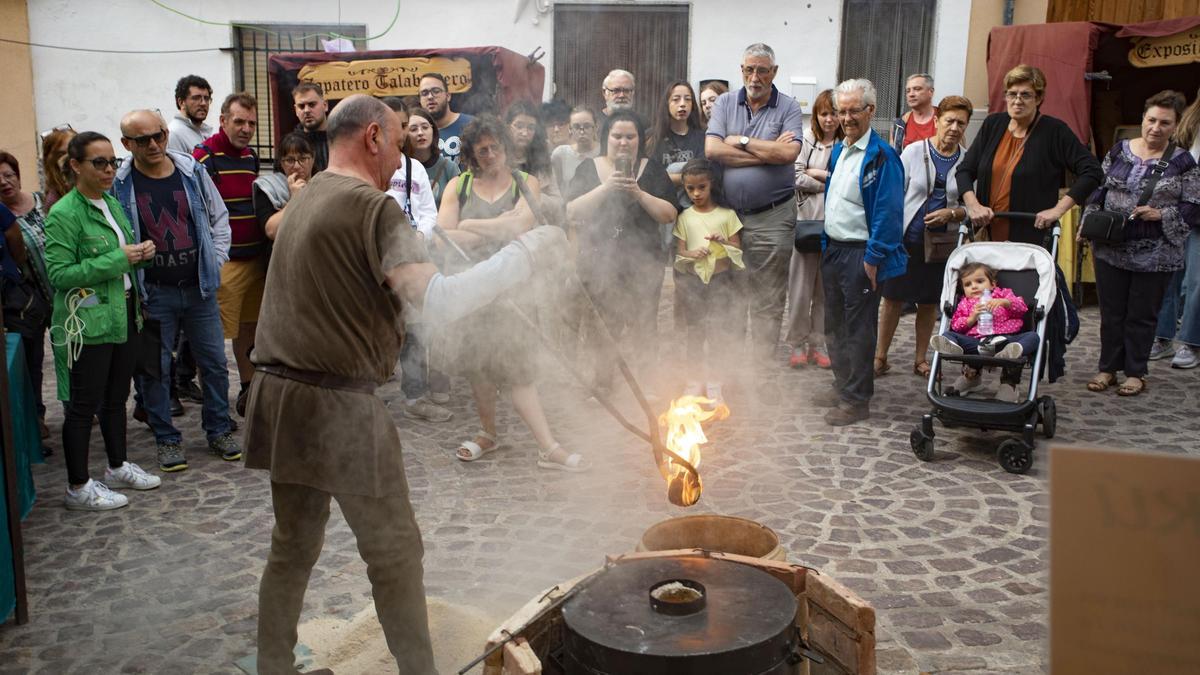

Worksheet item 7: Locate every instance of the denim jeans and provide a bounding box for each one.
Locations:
[399,323,448,400]
[139,284,231,443]
[1154,229,1200,346]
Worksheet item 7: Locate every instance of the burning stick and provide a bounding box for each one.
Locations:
[430,225,702,506]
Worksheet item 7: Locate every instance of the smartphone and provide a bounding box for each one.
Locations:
[615,156,634,178]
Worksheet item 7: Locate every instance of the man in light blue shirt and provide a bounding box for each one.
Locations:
[813,79,906,426]
[705,43,804,364]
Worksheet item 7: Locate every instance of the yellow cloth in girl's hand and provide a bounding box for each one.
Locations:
[672,206,745,284]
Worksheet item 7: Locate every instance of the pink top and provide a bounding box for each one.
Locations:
[951,287,1029,337]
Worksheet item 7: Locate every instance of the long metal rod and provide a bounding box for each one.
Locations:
[429,224,698,480]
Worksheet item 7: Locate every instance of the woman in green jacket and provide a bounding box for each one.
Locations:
[45,131,161,511]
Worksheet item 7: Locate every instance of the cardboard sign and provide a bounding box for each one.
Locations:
[1128,29,1200,68]
[297,57,473,100]
[1050,445,1200,674]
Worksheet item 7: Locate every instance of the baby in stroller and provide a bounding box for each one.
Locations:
[930,262,1040,402]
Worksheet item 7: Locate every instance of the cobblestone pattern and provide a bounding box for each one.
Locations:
[0,299,1197,674]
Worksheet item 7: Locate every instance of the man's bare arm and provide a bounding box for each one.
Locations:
[705,135,763,167]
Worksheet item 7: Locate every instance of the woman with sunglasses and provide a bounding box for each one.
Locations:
[45,131,160,511]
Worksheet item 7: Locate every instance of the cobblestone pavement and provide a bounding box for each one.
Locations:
[1,294,1197,674]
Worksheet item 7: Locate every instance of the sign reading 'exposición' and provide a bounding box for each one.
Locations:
[1128,29,1200,68]
[297,57,473,99]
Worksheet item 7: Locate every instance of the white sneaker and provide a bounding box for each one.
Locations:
[104,462,162,490]
[64,479,129,511]
[429,392,451,405]
[930,335,964,356]
[995,342,1025,360]
[1149,339,1176,361]
[995,383,1020,403]
[1171,345,1198,369]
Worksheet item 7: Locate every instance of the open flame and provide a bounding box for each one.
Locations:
[658,396,730,507]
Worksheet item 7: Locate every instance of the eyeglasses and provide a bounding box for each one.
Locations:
[84,157,123,171]
[741,65,775,77]
[281,155,313,166]
[475,145,501,157]
[1005,91,1036,102]
[419,87,445,99]
[569,123,596,133]
[124,130,167,147]
[604,87,634,96]
[186,93,212,102]
[0,171,18,183]
[39,123,74,141]
[836,106,871,118]
[510,121,538,133]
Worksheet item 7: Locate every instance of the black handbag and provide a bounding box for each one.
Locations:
[1,272,51,337]
[1081,141,1175,244]
[794,219,824,252]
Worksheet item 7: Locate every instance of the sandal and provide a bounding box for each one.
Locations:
[913,361,931,377]
[1117,376,1146,397]
[1086,372,1116,392]
[456,431,500,462]
[874,357,891,377]
[537,442,589,473]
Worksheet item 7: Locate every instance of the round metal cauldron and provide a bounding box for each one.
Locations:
[561,556,800,674]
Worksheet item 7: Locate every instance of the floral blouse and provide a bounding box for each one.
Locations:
[1085,140,1200,273]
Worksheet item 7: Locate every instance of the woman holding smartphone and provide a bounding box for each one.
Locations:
[567,110,677,398]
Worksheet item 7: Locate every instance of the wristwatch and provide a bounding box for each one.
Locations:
[738,135,750,149]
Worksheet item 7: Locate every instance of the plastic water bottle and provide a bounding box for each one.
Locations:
[977,289,994,336]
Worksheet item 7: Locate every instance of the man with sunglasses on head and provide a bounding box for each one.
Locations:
[168,74,214,155]
[705,43,805,367]
[112,110,239,472]
[292,82,330,173]
[418,72,474,165]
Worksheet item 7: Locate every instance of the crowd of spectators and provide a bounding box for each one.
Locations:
[1,45,1198,511]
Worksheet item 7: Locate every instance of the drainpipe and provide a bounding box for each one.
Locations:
[1003,0,1014,25]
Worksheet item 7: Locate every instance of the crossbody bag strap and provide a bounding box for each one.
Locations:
[1136,141,1175,207]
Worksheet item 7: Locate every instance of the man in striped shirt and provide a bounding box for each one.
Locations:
[194,92,263,417]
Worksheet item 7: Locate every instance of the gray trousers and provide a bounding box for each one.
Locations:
[257,481,436,674]
[739,201,796,359]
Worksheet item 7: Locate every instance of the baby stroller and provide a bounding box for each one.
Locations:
[910,212,1060,474]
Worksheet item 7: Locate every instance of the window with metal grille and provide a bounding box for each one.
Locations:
[837,0,937,137]
[232,24,367,164]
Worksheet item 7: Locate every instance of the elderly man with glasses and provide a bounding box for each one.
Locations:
[112,109,239,471]
[811,78,906,426]
[601,69,636,118]
[705,43,805,366]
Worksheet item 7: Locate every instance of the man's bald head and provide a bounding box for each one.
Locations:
[120,109,171,169]
[327,94,405,190]
[120,109,167,137]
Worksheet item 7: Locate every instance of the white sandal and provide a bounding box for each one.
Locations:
[537,442,589,473]
[456,431,499,462]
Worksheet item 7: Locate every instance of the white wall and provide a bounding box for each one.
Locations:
[28,0,972,152]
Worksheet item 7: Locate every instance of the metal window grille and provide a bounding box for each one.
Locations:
[837,0,937,137]
[231,23,366,164]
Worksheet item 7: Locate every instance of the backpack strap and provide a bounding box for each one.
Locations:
[457,171,473,211]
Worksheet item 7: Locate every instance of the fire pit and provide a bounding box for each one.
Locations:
[560,556,801,674]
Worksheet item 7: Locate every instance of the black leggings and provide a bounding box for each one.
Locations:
[63,297,140,486]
